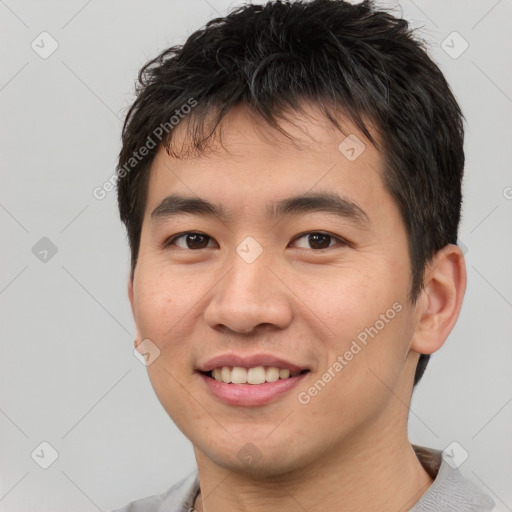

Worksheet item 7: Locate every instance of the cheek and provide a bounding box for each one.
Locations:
[314,265,400,333]
[132,261,212,383]
[132,263,182,349]
[302,309,412,434]
[310,263,411,383]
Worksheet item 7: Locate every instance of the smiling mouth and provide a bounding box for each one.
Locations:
[201,366,310,385]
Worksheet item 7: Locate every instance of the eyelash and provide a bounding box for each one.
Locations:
[163,231,350,251]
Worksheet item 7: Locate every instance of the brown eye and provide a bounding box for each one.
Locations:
[292,232,343,250]
[167,232,214,249]
[185,233,210,249]
[307,233,332,249]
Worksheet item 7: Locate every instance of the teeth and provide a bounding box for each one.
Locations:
[231,367,247,384]
[247,366,266,384]
[209,366,302,384]
[279,369,290,379]
[266,367,280,382]
[221,367,231,383]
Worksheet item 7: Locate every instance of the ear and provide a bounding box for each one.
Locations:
[128,274,141,349]
[410,244,467,355]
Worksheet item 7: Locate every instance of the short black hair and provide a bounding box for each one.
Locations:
[117,0,465,386]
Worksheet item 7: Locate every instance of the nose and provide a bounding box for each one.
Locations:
[203,249,294,335]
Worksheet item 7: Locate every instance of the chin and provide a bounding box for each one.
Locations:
[196,437,311,480]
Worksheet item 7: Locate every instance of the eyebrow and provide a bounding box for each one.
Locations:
[151,192,370,228]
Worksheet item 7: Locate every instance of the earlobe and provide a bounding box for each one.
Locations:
[410,244,467,355]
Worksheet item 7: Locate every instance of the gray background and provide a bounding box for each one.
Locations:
[0,0,511,510]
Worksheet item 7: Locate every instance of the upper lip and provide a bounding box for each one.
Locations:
[197,353,309,373]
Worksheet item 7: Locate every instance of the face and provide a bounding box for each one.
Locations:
[129,104,422,476]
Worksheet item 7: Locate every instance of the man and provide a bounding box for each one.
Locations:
[113,0,495,510]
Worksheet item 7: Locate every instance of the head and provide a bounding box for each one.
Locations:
[117,0,465,475]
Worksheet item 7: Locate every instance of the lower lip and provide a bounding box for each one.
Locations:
[198,372,309,407]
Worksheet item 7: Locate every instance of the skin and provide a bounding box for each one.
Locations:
[128,104,466,511]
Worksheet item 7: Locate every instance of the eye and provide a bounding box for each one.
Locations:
[290,231,347,250]
[165,232,216,250]
[164,231,348,251]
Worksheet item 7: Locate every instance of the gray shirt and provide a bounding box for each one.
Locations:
[111,446,495,511]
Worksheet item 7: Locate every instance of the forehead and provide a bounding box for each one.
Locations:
[144,104,387,224]
[163,102,382,163]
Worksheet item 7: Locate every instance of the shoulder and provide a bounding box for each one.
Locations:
[110,469,199,512]
[411,445,495,511]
